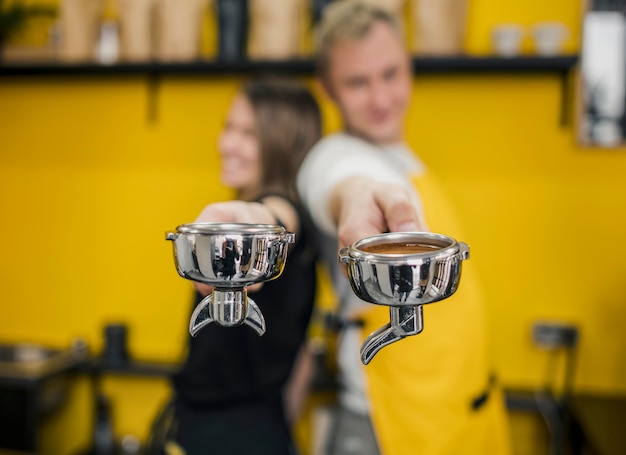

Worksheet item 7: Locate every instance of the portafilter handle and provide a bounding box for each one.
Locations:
[189,289,266,336]
[360,305,423,365]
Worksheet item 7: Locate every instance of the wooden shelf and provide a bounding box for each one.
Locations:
[0,55,579,77]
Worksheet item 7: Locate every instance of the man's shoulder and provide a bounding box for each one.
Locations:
[311,132,378,155]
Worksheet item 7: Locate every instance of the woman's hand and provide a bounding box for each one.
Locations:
[191,198,299,295]
[194,201,276,225]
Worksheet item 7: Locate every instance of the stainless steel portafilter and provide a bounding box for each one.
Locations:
[166,223,295,336]
[339,232,470,364]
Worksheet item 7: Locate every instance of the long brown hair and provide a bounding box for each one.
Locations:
[240,78,322,202]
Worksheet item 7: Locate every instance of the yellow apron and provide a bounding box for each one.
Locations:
[360,171,512,455]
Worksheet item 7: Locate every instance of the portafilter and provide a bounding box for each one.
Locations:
[166,223,295,336]
[339,232,470,364]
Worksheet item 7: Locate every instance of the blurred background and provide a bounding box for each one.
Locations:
[1,0,625,454]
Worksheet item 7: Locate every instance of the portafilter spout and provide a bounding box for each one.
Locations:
[339,232,470,364]
[166,223,295,336]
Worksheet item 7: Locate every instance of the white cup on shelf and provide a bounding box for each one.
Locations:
[531,21,569,56]
[491,24,524,57]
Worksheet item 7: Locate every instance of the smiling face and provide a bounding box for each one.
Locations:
[322,21,412,144]
[218,93,262,197]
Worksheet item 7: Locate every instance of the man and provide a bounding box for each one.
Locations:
[296,1,512,454]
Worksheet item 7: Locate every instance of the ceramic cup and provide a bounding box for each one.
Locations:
[491,24,524,57]
[532,21,568,56]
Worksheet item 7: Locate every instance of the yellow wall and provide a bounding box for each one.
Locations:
[408,70,626,394]
[2,0,626,453]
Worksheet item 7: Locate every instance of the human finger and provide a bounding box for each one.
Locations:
[373,186,424,232]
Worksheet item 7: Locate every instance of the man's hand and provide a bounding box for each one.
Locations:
[330,177,425,248]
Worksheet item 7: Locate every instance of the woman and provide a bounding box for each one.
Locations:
[170,78,322,455]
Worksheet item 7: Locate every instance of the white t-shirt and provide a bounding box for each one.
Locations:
[296,132,427,415]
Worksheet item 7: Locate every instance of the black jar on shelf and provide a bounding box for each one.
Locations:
[216,0,248,61]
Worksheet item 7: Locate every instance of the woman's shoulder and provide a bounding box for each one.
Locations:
[256,193,309,234]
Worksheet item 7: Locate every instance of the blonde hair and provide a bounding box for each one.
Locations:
[315,0,403,75]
